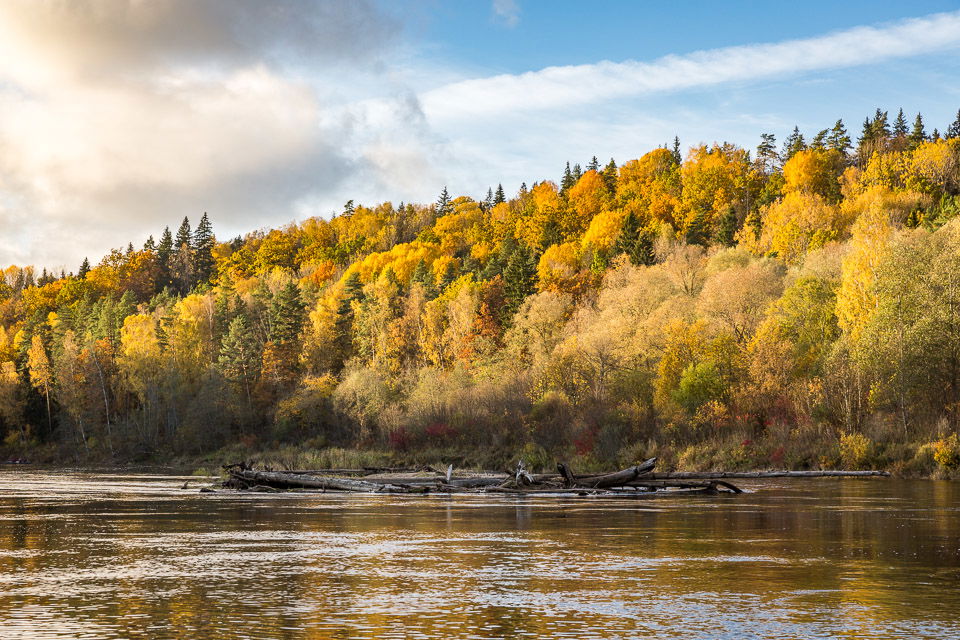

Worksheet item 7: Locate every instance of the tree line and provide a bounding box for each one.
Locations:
[2,106,960,472]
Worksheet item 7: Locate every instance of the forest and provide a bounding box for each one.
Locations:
[2,107,960,474]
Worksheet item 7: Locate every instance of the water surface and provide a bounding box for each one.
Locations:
[0,470,957,639]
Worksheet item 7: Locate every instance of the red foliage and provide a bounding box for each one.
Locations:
[388,427,410,451]
[573,427,597,456]
[424,422,457,442]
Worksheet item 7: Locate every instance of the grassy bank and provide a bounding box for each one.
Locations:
[6,425,959,480]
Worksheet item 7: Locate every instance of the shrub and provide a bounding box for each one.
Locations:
[839,431,872,469]
[933,433,960,470]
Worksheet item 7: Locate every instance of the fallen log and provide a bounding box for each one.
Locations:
[557,458,658,489]
[228,469,427,493]
[624,479,743,493]
[643,470,889,480]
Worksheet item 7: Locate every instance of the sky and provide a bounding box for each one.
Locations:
[2,1,960,271]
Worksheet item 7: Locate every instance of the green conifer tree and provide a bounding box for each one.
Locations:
[909,113,927,149]
[192,212,215,286]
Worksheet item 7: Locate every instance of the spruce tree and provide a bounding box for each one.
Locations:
[572,163,582,182]
[269,282,305,345]
[484,187,494,209]
[587,156,600,172]
[503,247,536,315]
[410,259,437,299]
[872,109,890,139]
[494,183,506,205]
[909,113,927,148]
[756,133,778,172]
[334,272,364,368]
[613,212,640,258]
[782,126,806,160]
[156,226,173,292]
[172,217,193,294]
[684,209,711,246]
[810,129,829,150]
[560,162,575,193]
[218,314,260,404]
[78,258,90,278]
[827,119,852,154]
[436,186,452,217]
[602,158,618,193]
[192,212,215,285]
[716,206,739,246]
[671,137,682,164]
[947,109,960,139]
[893,108,908,138]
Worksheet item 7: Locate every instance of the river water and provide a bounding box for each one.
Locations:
[0,471,957,639]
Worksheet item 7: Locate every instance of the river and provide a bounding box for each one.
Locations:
[0,470,957,639]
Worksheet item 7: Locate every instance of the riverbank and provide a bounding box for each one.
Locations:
[6,430,958,479]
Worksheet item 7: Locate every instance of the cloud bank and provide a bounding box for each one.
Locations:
[0,0,414,270]
[422,11,960,121]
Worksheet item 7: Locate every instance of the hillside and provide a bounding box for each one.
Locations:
[2,109,960,474]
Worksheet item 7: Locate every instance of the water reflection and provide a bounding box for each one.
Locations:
[0,472,957,639]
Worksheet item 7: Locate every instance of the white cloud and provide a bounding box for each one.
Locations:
[0,0,406,270]
[493,0,520,28]
[422,11,960,122]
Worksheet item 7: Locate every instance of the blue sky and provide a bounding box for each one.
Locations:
[1,1,959,269]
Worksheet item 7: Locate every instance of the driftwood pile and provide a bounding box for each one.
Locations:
[222,459,889,497]
[223,458,802,497]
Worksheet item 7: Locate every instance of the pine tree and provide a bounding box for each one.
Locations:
[932,128,941,141]
[560,162,575,193]
[156,226,173,292]
[782,126,806,161]
[438,261,457,292]
[333,272,364,369]
[436,187,452,217]
[602,158,618,193]
[810,129,829,151]
[909,113,927,148]
[612,212,655,266]
[684,209,711,246]
[893,108,908,138]
[494,183,506,205]
[716,205,739,246]
[78,258,90,278]
[343,200,355,216]
[519,182,528,195]
[143,235,156,252]
[192,212,215,285]
[947,109,960,139]
[218,314,260,406]
[172,217,193,295]
[827,119,852,154]
[572,163,583,182]
[587,156,600,172]
[755,133,778,173]
[484,188,494,210]
[269,282,305,344]
[872,109,890,139]
[671,137,682,164]
[410,259,437,299]
[503,247,536,315]
[613,211,640,258]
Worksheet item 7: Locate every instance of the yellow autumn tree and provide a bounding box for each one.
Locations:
[756,192,847,264]
[782,148,844,201]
